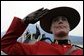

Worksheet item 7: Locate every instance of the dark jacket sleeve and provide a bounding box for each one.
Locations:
[1,17,33,55]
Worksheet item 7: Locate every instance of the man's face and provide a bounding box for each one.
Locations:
[50,16,70,37]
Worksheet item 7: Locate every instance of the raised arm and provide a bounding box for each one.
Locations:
[1,8,49,55]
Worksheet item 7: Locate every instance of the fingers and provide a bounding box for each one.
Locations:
[41,9,49,14]
[35,8,49,14]
[36,7,44,12]
[37,9,49,18]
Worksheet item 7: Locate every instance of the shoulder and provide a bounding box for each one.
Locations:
[71,45,83,55]
[36,41,49,44]
[35,41,51,47]
[72,45,83,49]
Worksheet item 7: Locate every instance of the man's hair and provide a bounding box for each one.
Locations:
[51,16,68,23]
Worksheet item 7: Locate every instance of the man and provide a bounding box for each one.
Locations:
[1,7,83,55]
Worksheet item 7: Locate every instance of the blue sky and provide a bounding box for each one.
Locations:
[1,1,83,36]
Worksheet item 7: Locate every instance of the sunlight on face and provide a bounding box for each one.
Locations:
[50,16,70,37]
